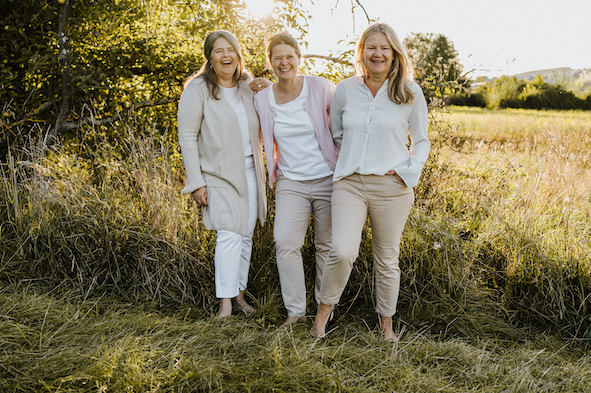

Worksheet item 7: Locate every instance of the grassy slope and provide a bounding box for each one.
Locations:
[2,286,590,393]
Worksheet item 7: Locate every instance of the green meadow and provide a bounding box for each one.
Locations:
[1,107,590,392]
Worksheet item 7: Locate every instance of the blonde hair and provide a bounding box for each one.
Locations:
[356,23,414,104]
[184,30,247,99]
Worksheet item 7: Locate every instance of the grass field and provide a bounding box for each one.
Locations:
[1,106,590,391]
[2,285,590,392]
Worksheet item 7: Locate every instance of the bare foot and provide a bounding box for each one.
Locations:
[217,298,232,318]
[379,315,398,341]
[311,303,332,338]
[282,316,304,326]
[233,290,255,313]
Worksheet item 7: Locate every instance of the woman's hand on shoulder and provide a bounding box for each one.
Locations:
[249,77,271,94]
[192,186,208,206]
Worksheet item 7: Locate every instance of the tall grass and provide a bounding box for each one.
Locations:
[437,107,591,337]
[1,122,217,307]
[1,108,590,340]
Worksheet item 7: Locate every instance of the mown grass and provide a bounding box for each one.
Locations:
[1,285,590,393]
[1,107,590,391]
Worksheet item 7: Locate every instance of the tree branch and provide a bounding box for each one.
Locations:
[62,97,178,130]
[352,0,372,23]
[303,54,354,67]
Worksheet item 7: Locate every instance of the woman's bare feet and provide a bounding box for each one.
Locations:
[217,298,232,318]
[379,315,398,341]
[233,290,255,313]
[311,303,332,338]
[282,316,305,326]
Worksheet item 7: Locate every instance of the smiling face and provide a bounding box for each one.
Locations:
[270,43,300,83]
[209,37,239,83]
[362,32,394,80]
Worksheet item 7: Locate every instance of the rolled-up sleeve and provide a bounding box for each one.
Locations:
[178,81,206,194]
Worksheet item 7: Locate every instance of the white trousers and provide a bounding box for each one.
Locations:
[214,156,258,298]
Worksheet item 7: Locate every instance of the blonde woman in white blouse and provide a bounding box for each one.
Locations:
[312,23,430,340]
[178,31,267,318]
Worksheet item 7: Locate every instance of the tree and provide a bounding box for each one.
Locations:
[0,0,308,154]
[479,75,525,109]
[403,32,467,101]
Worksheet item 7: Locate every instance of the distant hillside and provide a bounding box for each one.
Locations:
[512,67,589,82]
[474,68,591,95]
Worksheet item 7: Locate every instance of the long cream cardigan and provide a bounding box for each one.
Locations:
[178,77,267,235]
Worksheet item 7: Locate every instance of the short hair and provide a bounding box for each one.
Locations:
[266,32,301,62]
[356,23,415,104]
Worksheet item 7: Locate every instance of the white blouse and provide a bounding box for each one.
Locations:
[331,76,430,188]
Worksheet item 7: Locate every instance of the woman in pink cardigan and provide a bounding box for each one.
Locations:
[254,33,339,326]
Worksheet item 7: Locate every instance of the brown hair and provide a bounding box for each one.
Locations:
[356,23,415,104]
[184,30,247,100]
[266,32,301,62]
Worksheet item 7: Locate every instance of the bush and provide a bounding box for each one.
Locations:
[447,93,486,107]
[478,75,591,110]
[521,86,586,110]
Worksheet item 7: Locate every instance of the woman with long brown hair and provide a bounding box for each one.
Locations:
[178,30,267,317]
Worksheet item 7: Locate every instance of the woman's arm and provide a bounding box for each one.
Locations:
[329,84,345,147]
[393,84,430,187]
[249,77,272,94]
[178,81,207,195]
[325,79,336,123]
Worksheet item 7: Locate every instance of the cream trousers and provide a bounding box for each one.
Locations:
[318,174,414,317]
[214,156,258,298]
[274,174,332,317]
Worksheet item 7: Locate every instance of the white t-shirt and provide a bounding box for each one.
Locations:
[220,86,253,157]
[269,79,333,180]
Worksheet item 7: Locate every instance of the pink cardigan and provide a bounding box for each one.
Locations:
[254,75,339,187]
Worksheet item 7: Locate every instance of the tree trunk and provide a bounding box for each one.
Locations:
[50,0,73,145]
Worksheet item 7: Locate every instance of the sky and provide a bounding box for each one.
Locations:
[247,0,591,77]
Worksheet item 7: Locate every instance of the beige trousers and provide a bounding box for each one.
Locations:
[274,174,333,317]
[318,174,414,317]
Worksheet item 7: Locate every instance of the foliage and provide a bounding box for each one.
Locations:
[447,92,486,107]
[510,75,589,110]
[479,75,525,109]
[404,32,467,102]
[0,0,309,155]
[453,75,591,110]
